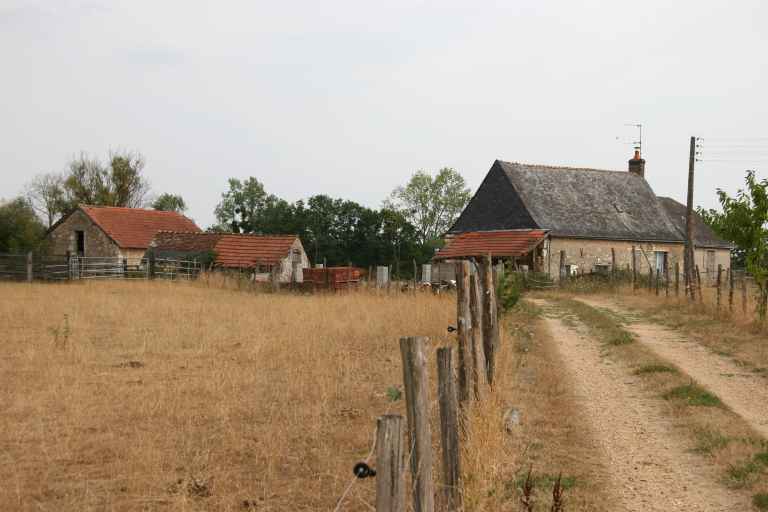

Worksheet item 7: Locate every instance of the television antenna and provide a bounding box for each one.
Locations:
[616,123,643,154]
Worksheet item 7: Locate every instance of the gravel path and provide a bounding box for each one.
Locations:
[532,299,749,511]
[578,296,768,440]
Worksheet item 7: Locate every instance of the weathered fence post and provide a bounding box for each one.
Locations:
[437,347,461,511]
[376,415,406,512]
[479,255,499,386]
[559,250,566,283]
[631,246,638,290]
[469,272,487,401]
[26,252,33,283]
[742,275,748,315]
[716,264,723,314]
[675,261,680,297]
[413,259,417,295]
[695,265,704,302]
[728,268,735,313]
[399,336,434,512]
[611,247,616,283]
[455,261,473,408]
[664,258,670,297]
[655,268,660,296]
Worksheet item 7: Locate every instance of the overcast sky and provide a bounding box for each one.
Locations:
[2,0,767,228]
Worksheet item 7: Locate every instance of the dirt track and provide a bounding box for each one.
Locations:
[532,299,749,511]
[578,296,768,440]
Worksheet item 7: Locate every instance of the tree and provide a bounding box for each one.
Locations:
[385,168,471,243]
[152,193,187,213]
[25,172,66,227]
[705,171,768,319]
[213,177,269,233]
[61,151,150,210]
[0,197,47,253]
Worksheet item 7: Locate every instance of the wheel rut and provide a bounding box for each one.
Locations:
[531,299,749,511]
[578,296,768,440]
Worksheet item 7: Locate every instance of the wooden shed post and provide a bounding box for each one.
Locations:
[147,247,156,280]
[26,252,33,283]
[399,336,434,512]
[455,261,473,408]
[695,265,704,302]
[436,347,462,511]
[611,247,616,282]
[716,264,723,314]
[375,415,406,512]
[469,272,487,400]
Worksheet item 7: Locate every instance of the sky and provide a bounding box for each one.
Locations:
[2,0,767,228]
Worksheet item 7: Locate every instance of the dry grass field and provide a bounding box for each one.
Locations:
[1,280,558,511]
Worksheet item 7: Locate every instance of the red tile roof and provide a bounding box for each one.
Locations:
[433,230,548,260]
[151,231,301,267]
[213,234,299,267]
[80,205,201,249]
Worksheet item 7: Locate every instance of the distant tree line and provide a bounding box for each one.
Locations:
[6,150,471,275]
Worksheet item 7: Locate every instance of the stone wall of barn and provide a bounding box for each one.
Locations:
[276,238,311,282]
[47,209,120,258]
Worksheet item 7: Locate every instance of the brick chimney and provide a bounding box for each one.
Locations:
[628,148,645,178]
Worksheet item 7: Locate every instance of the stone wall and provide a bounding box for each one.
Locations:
[276,238,311,282]
[546,237,730,282]
[47,210,120,258]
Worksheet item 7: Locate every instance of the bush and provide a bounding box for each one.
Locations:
[497,268,524,312]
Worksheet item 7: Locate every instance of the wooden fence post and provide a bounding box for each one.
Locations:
[26,252,33,283]
[655,268,660,296]
[376,415,406,512]
[631,246,637,290]
[148,248,156,280]
[558,250,566,283]
[469,272,487,401]
[479,255,499,386]
[695,265,703,302]
[742,275,748,315]
[664,258,670,297]
[399,336,435,512]
[437,348,461,511]
[728,268,734,313]
[716,264,723,314]
[611,247,616,281]
[455,261,473,408]
[675,261,680,297]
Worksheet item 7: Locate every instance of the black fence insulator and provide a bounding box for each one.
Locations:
[353,462,376,479]
[447,325,457,333]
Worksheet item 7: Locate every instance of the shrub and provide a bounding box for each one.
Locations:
[497,269,523,312]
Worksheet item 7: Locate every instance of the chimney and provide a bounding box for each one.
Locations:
[628,148,645,178]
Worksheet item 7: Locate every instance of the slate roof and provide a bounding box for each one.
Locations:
[433,230,547,260]
[449,160,685,243]
[47,205,201,249]
[657,197,732,249]
[151,231,301,267]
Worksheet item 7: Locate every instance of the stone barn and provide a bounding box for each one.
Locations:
[149,231,310,283]
[46,205,201,264]
[446,152,731,281]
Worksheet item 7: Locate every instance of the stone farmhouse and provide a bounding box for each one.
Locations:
[437,152,731,281]
[46,205,201,264]
[148,231,310,283]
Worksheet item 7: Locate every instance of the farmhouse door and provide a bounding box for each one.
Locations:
[654,251,667,274]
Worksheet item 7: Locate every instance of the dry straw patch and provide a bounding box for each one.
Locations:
[1,281,460,511]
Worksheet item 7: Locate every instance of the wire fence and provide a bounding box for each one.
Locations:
[0,253,202,282]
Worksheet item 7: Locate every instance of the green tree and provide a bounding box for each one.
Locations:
[0,198,47,253]
[707,171,768,319]
[213,177,269,233]
[152,193,187,213]
[385,167,471,243]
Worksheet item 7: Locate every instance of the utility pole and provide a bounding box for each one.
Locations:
[684,136,697,301]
